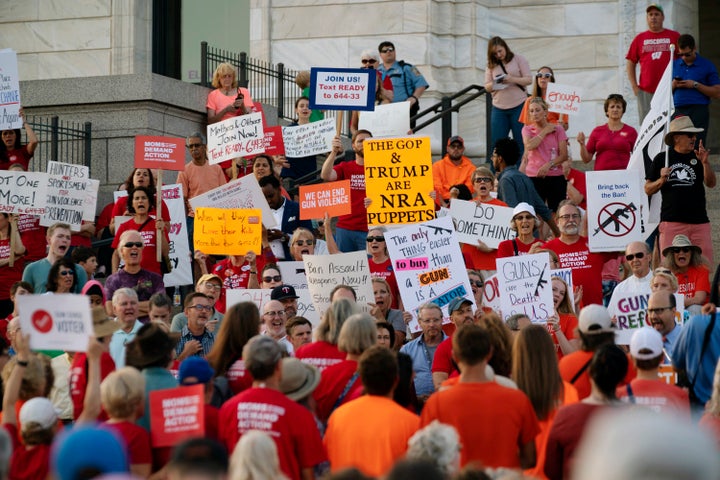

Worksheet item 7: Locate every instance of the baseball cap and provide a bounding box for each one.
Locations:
[646,3,663,14]
[271,285,299,301]
[447,297,472,314]
[630,327,664,360]
[52,426,129,480]
[19,397,59,430]
[198,273,223,286]
[578,304,614,334]
[447,136,464,147]
[179,357,215,385]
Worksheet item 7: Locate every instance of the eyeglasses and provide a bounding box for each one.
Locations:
[474,177,493,183]
[558,213,581,221]
[367,236,385,243]
[536,73,553,78]
[672,247,691,254]
[264,310,286,317]
[380,47,394,53]
[187,143,203,149]
[361,59,377,65]
[294,239,314,246]
[625,252,646,261]
[203,283,222,290]
[263,275,282,283]
[123,242,144,248]
[188,304,213,312]
[514,214,535,221]
[60,270,75,276]
[647,306,673,315]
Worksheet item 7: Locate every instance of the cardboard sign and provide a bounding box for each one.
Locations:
[276,261,308,290]
[303,251,374,316]
[545,82,583,116]
[0,49,22,130]
[309,67,376,111]
[261,125,285,156]
[134,136,186,171]
[161,184,192,288]
[82,179,99,222]
[17,294,92,352]
[586,169,643,252]
[194,208,261,256]
[282,118,335,158]
[188,175,277,229]
[0,171,48,214]
[496,253,553,322]
[611,292,650,344]
[449,199,516,248]
[358,102,411,137]
[40,162,90,231]
[207,112,265,165]
[149,385,205,447]
[299,180,351,220]
[364,136,434,226]
[226,288,320,328]
[482,274,502,314]
[385,216,473,333]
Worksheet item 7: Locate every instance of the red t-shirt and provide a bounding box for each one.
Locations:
[4,423,50,480]
[103,420,152,465]
[204,404,219,441]
[586,124,638,171]
[566,168,587,211]
[550,313,578,361]
[0,239,24,301]
[111,196,171,221]
[675,265,710,304]
[219,387,326,480]
[431,337,457,378]
[2,146,32,171]
[70,352,116,420]
[113,217,170,275]
[543,237,605,306]
[497,237,543,258]
[294,341,345,372]
[625,29,680,92]
[226,358,253,395]
[96,201,115,233]
[333,160,367,232]
[211,248,275,314]
[616,378,690,418]
[16,214,46,263]
[368,257,400,309]
[313,359,361,423]
[544,402,605,479]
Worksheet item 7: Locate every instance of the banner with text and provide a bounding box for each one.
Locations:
[261,125,285,156]
[207,112,265,165]
[40,161,90,230]
[0,49,22,130]
[358,102,410,137]
[496,253,553,322]
[189,175,277,228]
[482,274,502,314]
[17,294,92,352]
[611,292,685,344]
[149,385,205,447]
[282,118,335,157]
[162,184,192,287]
[546,82,583,116]
[134,136,186,171]
[226,288,320,328]
[364,136,434,226]
[449,199,516,248]
[303,251,374,316]
[299,180,351,220]
[194,208,261,256]
[586,169,643,252]
[309,67,376,111]
[0,171,48,214]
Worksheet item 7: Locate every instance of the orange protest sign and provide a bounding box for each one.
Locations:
[134,136,186,171]
[299,180,351,220]
[149,385,205,447]
[194,207,262,255]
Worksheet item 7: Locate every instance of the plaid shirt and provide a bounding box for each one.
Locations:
[176,326,215,358]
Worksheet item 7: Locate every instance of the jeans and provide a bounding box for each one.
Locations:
[490,103,525,158]
[335,227,368,253]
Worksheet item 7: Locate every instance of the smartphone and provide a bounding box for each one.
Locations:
[673,77,682,81]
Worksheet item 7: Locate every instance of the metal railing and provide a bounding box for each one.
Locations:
[25,115,92,173]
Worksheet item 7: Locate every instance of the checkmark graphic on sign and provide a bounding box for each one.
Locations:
[31,310,53,333]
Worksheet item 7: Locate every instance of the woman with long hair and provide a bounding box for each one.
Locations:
[295,298,359,371]
[549,276,580,360]
[109,168,170,234]
[206,62,253,124]
[0,215,25,317]
[280,96,321,180]
[519,66,569,130]
[46,258,78,294]
[370,278,406,348]
[662,235,710,315]
[0,109,38,171]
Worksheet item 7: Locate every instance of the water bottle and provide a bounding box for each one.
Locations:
[173,286,181,307]
[550,147,557,171]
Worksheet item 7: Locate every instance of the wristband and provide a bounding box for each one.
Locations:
[410,95,418,102]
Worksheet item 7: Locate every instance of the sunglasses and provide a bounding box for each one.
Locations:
[60,270,75,276]
[679,51,694,58]
[470,280,483,288]
[263,275,282,283]
[361,59,377,65]
[536,72,553,78]
[625,252,645,261]
[367,236,385,243]
[380,47,394,53]
[187,143,203,149]
[514,214,535,221]
[295,239,314,246]
[672,247,691,254]
[123,242,144,248]
[474,177,493,183]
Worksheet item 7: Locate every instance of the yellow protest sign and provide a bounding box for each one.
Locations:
[194,208,261,255]
[364,136,435,226]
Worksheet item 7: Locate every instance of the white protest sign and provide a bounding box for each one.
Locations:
[496,253,553,322]
[358,102,410,138]
[82,179,99,222]
[385,216,473,333]
[303,251,374,317]
[226,288,320,328]
[206,112,265,165]
[161,184,192,287]
[552,267,576,314]
[309,68,376,111]
[0,50,22,130]
[0,171,48,214]
[546,83,583,116]
[482,274,502,314]
[612,292,685,344]
[282,118,335,157]
[40,162,90,230]
[17,294,92,352]
[586,169,643,252]
[449,199,516,248]
[188,174,277,228]
[277,261,308,290]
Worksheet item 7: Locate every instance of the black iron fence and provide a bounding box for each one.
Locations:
[25,115,92,173]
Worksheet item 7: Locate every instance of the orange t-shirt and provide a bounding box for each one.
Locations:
[616,378,690,419]
[420,381,539,468]
[325,395,419,477]
[558,350,636,400]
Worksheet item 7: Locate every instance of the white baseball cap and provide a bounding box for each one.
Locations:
[630,327,663,360]
[578,304,615,335]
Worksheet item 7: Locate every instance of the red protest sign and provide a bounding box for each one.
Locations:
[299,180,351,220]
[149,384,205,447]
[262,125,285,156]
[134,136,186,171]
[252,102,265,126]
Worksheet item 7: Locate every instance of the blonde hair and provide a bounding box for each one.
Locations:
[230,430,288,480]
[1,355,46,401]
[211,62,237,89]
[651,271,679,293]
[100,367,146,419]
[552,276,574,314]
[295,70,310,89]
[338,313,378,355]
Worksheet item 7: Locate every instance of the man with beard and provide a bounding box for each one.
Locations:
[400,302,447,403]
[321,130,372,252]
[262,299,293,355]
[176,292,216,359]
[432,136,476,207]
[647,290,682,362]
[22,222,87,293]
[431,297,475,390]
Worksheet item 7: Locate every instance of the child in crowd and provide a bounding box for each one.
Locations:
[72,246,99,280]
[149,292,174,327]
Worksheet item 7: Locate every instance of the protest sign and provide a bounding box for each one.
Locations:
[226,288,320,328]
[552,267,576,314]
[385,216,473,333]
[482,274,502,314]
[0,171,48,214]
[0,50,22,130]
[82,179,99,222]
[134,136,185,171]
[161,184,192,287]
[449,199,516,248]
[261,125,285,156]
[206,112,265,165]
[304,251,374,316]
[611,292,650,344]
[358,102,411,137]
[194,208,261,256]
[496,253,553,322]
[545,83,583,116]
[17,294,92,352]
[277,261,308,290]
[149,385,205,447]
[40,162,90,230]
[299,180,351,220]
[309,67,376,111]
[586,169,643,252]
[282,118,335,157]
[364,136,434,226]
[189,175,277,228]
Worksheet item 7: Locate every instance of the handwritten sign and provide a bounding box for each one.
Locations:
[449,199,516,248]
[303,251,374,316]
[611,292,650,344]
[546,82,583,116]
[282,118,335,157]
[299,180,351,220]
[189,175,277,228]
[17,294,92,352]
[482,274,502,314]
[40,162,90,230]
[358,102,411,137]
[226,288,320,328]
[0,171,48,214]
[134,136,185,171]
[0,49,22,130]
[496,253,553,322]
[162,184,192,288]
[82,179,99,222]
[206,112,265,165]
[261,125,285,156]
[149,385,205,447]
[309,67,376,111]
[385,216,473,333]
[194,208,261,256]
[586,169,643,252]
[364,136,434,226]
[277,261,308,290]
